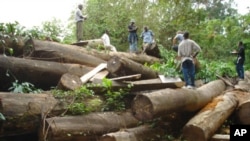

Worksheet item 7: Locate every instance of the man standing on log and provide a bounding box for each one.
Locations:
[75,4,87,42]
[235,41,245,80]
[128,19,138,53]
[178,32,201,89]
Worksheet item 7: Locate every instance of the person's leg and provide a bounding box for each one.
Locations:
[189,61,196,87]
[76,21,83,41]
[239,63,244,79]
[182,60,190,86]
[236,63,241,79]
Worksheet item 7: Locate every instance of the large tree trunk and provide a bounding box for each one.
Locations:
[30,39,106,67]
[233,90,250,124]
[0,93,63,137]
[182,92,238,141]
[100,125,164,141]
[40,111,139,141]
[131,80,226,121]
[107,56,158,79]
[0,55,93,90]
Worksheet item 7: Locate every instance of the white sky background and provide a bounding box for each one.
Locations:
[0,0,249,29]
[0,0,83,28]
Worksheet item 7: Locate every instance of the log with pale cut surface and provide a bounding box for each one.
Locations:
[107,56,158,79]
[131,80,226,121]
[233,91,250,124]
[57,73,82,91]
[182,92,238,141]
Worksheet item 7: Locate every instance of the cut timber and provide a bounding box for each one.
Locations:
[80,63,107,83]
[210,134,230,141]
[100,125,164,141]
[0,93,62,137]
[234,91,250,124]
[141,42,161,58]
[40,111,139,141]
[182,93,238,141]
[31,39,106,67]
[0,55,93,90]
[131,80,226,121]
[90,70,109,82]
[110,74,141,81]
[107,56,158,79]
[90,78,184,94]
[57,73,82,90]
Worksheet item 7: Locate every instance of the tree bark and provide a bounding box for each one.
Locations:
[29,39,106,67]
[233,91,250,124]
[182,93,238,141]
[0,55,93,90]
[100,125,164,141]
[107,56,158,79]
[40,111,139,141]
[131,80,226,121]
[0,93,63,137]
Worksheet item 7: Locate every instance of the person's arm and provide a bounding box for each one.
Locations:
[191,41,201,58]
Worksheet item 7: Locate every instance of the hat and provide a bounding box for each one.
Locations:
[130,19,135,23]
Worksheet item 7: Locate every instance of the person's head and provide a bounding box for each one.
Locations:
[177,30,183,34]
[183,31,189,39]
[238,41,243,47]
[104,29,109,34]
[130,19,135,24]
[144,26,148,31]
[78,4,83,10]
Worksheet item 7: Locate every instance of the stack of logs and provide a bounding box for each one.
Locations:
[0,37,250,141]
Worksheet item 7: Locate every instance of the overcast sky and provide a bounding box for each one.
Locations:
[0,0,249,29]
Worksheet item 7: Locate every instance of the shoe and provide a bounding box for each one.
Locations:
[187,85,195,89]
[182,86,187,88]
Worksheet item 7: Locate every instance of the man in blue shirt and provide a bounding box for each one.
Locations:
[140,26,154,54]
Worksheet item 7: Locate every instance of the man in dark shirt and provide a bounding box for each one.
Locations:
[128,19,138,53]
[236,41,245,80]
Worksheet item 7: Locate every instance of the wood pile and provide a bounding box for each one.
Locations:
[0,38,250,141]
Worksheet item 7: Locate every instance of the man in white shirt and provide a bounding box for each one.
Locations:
[178,32,201,89]
[101,30,117,52]
[75,4,87,42]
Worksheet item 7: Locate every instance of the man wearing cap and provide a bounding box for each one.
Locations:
[128,19,138,53]
[75,4,87,42]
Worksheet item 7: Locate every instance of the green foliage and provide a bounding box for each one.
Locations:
[8,80,42,94]
[101,78,131,111]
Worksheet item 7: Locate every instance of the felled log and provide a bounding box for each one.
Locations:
[90,78,184,94]
[182,93,238,141]
[40,111,139,141]
[0,93,63,137]
[233,91,250,124]
[29,39,106,67]
[57,73,82,91]
[0,55,93,90]
[100,125,164,141]
[107,56,158,79]
[210,134,230,141]
[131,80,226,121]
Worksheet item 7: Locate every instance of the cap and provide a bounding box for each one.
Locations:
[130,19,135,23]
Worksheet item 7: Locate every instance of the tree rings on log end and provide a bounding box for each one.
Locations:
[57,73,82,90]
[183,125,206,141]
[107,56,122,73]
[131,95,153,121]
